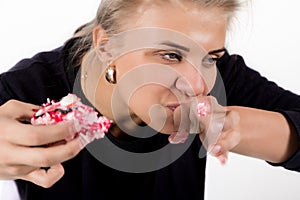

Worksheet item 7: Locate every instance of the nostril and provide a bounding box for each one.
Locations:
[175,77,194,96]
[175,76,204,97]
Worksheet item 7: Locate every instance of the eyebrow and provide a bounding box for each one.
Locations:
[208,47,226,55]
[159,41,226,56]
[159,41,191,52]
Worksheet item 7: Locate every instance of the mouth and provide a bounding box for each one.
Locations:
[166,103,181,112]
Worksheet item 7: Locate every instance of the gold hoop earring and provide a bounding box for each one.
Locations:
[105,65,117,84]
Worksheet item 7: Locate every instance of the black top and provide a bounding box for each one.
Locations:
[1,41,300,200]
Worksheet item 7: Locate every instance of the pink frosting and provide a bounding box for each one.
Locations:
[31,94,112,144]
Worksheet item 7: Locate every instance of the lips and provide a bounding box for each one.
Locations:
[166,103,181,112]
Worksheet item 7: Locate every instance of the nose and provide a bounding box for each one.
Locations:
[175,74,207,97]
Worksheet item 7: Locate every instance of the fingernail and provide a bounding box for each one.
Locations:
[218,155,227,165]
[211,145,221,156]
[32,108,39,112]
[197,101,207,117]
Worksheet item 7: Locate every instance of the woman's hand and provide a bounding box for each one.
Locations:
[197,97,240,165]
[0,100,82,188]
[200,101,299,165]
[170,96,241,165]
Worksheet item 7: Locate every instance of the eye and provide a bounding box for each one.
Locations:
[157,51,183,64]
[202,54,218,68]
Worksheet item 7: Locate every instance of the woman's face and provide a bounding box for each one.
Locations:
[94,3,227,135]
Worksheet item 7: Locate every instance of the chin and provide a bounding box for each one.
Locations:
[155,123,174,135]
[131,112,174,135]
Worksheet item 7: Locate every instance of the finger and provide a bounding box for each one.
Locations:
[19,164,64,188]
[217,152,228,165]
[209,129,240,157]
[198,96,226,116]
[2,120,78,146]
[208,144,228,165]
[205,110,239,149]
[200,115,224,149]
[197,96,227,147]
[0,165,37,179]
[0,100,39,120]
[7,137,82,167]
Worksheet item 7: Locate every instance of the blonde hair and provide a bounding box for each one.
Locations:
[67,0,242,68]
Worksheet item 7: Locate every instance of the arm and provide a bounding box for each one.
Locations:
[212,51,300,170]
[228,106,299,163]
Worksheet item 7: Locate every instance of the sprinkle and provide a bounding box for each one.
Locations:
[197,101,208,117]
[31,93,112,144]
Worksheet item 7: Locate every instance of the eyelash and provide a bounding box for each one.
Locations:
[156,51,183,63]
[202,54,220,68]
[154,51,221,66]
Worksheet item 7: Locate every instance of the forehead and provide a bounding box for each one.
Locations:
[124,2,228,52]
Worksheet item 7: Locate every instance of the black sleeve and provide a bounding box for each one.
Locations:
[0,48,71,106]
[0,74,14,105]
[217,51,300,172]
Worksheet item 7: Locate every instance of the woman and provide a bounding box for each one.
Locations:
[0,0,299,199]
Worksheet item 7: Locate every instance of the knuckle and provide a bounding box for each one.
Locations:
[1,100,19,111]
[5,99,18,106]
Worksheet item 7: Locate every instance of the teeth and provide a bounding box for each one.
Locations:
[168,106,177,111]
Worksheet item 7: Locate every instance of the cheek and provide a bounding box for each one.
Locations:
[128,85,175,134]
[128,85,165,122]
[114,52,145,78]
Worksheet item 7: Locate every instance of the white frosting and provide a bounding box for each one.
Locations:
[60,94,76,107]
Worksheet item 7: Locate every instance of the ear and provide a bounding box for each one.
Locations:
[92,25,108,48]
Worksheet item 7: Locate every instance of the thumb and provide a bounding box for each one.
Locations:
[19,164,65,188]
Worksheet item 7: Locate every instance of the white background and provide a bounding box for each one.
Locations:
[1,0,300,200]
